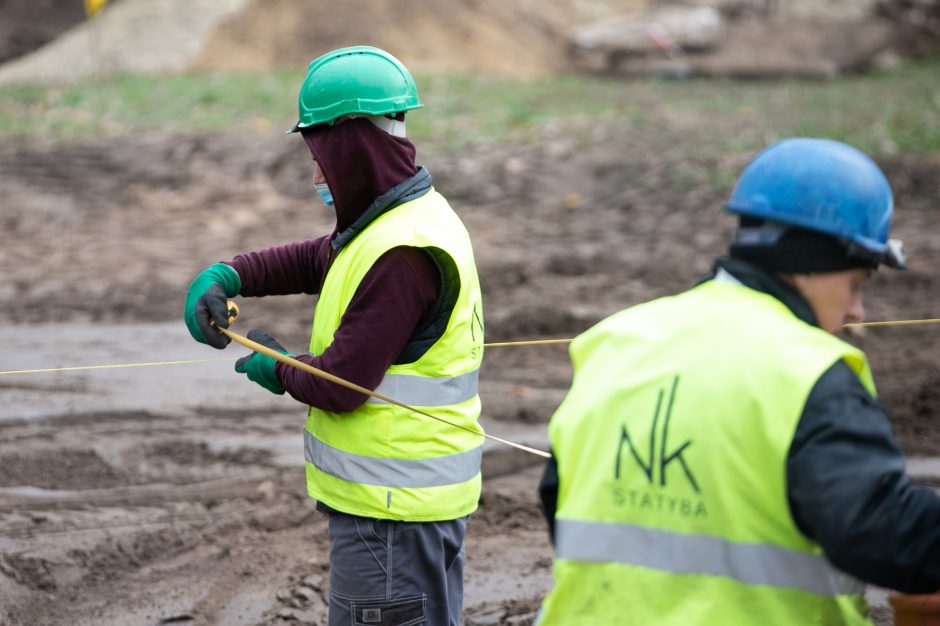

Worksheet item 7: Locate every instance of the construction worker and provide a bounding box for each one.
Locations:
[183,46,484,626]
[537,138,940,625]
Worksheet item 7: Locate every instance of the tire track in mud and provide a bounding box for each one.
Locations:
[0,448,554,625]
[1,461,322,624]
[0,369,554,626]
[0,400,309,623]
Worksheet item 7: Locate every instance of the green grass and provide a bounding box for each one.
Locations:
[644,58,940,156]
[0,70,299,138]
[1,56,938,158]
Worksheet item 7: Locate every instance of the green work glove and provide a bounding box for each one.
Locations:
[234,329,291,395]
[184,263,241,349]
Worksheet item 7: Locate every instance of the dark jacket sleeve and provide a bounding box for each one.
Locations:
[227,236,332,297]
[539,450,559,545]
[788,360,940,593]
[274,246,441,412]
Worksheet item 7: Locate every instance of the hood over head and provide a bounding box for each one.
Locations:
[301,116,418,233]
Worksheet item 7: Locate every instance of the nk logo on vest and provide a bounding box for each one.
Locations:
[614,376,700,493]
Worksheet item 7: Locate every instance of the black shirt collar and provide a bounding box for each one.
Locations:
[709,257,818,327]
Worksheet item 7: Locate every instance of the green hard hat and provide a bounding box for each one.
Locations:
[288,45,422,133]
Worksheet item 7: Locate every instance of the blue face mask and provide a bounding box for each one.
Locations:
[315,183,334,208]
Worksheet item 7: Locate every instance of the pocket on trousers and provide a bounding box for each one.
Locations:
[350,594,427,626]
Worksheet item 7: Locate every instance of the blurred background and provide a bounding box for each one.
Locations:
[0,1,938,624]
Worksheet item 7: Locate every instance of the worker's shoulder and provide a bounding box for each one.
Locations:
[805,359,877,408]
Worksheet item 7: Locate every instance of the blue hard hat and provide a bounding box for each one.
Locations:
[725,138,899,265]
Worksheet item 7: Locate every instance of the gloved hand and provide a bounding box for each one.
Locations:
[184,263,241,349]
[234,329,291,395]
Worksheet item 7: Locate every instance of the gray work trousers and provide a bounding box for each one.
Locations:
[327,511,467,626]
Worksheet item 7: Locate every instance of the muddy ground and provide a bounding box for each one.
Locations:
[0,114,938,625]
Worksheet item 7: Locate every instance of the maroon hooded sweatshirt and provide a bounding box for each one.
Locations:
[226,118,441,412]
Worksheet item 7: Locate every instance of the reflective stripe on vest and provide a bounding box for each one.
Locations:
[366,370,479,406]
[556,518,865,597]
[304,429,483,489]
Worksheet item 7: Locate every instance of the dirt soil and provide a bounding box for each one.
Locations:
[2,0,931,86]
[0,0,649,85]
[0,0,90,65]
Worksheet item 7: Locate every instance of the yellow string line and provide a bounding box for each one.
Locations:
[843,318,940,328]
[488,318,940,346]
[484,338,573,347]
[216,326,551,458]
[0,357,237,376]
[2,318,937,377]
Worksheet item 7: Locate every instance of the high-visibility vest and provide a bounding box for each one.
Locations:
[304,189,485,522]
[539,274,875,626]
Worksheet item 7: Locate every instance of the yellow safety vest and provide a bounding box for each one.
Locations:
[539,272,875,626]
[304,189,485,521]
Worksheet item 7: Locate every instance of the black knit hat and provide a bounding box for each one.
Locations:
[729,217,876,273]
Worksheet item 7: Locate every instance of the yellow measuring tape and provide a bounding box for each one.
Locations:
[215,325,550,458]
